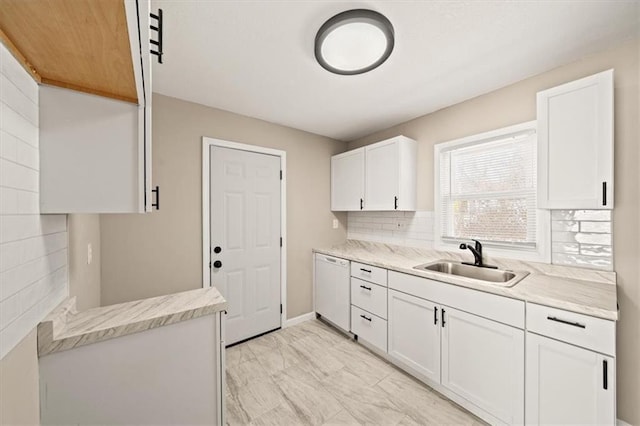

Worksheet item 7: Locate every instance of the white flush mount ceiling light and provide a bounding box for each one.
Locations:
[315,9,394,75]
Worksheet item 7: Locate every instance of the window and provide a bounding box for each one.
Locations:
[435,122,549,261]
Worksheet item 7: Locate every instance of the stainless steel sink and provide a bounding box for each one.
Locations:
[413,260,529,287]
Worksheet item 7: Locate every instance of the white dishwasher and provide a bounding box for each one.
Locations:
[314,254,350,332]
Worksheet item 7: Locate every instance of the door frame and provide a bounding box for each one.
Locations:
[202,137,287,327]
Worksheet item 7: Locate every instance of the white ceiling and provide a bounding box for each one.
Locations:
[151,1,639,141]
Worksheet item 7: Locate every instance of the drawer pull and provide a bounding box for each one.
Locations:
[603,360,608,390]
[359,285,372,291]
[360,314,372,322]
[434,306,438,325]
[546,316,586,329]
[360,268,372,273]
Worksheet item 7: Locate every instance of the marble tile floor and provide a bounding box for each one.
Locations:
[225,319,485,426]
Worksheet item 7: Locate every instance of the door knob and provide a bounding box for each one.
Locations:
[213,260,222,268]
[213,246,222,254]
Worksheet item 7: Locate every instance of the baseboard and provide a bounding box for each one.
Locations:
[617,419,631,426]
[283,312,315,328]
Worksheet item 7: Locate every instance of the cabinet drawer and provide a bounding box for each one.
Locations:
[351,306,387,353]
[351,278,387,319]
[526,303,615,355]
[351,262,387,286]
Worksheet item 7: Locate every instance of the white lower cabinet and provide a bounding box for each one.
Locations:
[351,305,387,352]
[40,314,224,425]
[525,302,616,425]
[441,307,524,425]
[351,278,387,319]
[387,271,525,425]
[350,262,388,352]
[323,263,616,426]
[387,289,440,383]
[526,333,615,425]
[387,292,524,424]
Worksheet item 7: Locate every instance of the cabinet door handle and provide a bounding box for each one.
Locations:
[434,306,438,325]
[603,360,608,390]
[360,198,363,210]
[360,314,371,322]
[359,285,372,291]
[151,186,160,210]
[360,268,372,273]
[441,309,446,327]
[602,182,607,206]
[546,316,586,329]
[394,196,398,210]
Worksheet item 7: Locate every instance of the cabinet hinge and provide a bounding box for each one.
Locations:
[151,186,160,210]
[209,261,211,269]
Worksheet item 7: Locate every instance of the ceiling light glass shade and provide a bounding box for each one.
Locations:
[315,9,394,75]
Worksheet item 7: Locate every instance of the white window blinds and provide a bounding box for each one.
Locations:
[439,130,537,248]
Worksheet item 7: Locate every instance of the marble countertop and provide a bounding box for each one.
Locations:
[314,240,618,321]
[38,287,227,357]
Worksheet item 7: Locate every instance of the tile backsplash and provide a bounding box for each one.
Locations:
[551,210,613,271]
[0,43,68,359]
[347,209,613,271]
[347,211,434,248]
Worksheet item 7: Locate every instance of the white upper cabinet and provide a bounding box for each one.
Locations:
[331,148,365,211]
[331,136,417,211]
[40,86,144,213]
[537,69,614,209]
[127,0,154,213]
[38,0,155,213]
[364,136,417,211]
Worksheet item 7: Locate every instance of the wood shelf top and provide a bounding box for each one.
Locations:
[0,0,137,103]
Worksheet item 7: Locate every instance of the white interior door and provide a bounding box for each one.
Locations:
[210,146,281,345]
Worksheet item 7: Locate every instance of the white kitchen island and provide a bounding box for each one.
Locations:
[37,287,227,425]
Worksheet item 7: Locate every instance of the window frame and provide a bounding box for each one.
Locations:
[434,121,550,263]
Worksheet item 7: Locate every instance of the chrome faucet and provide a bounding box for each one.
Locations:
[459,240,497,269]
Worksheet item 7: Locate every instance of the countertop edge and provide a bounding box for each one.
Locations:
[313,246,618,321]
[38,288,227,357]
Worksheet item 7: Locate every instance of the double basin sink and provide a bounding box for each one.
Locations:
[413,260,529,287]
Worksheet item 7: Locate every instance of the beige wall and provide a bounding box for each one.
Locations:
[349,39,640,425]
[0,329,39,426]
[100,94,348,317]
[68,214,101,311]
